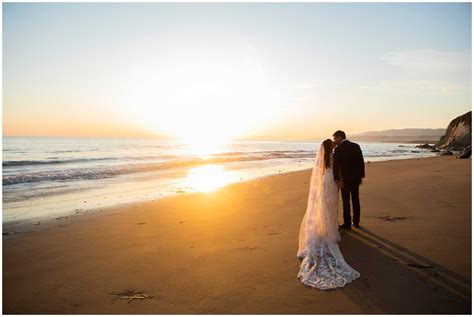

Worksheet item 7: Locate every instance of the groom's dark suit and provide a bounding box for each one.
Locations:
[333,140,365,226]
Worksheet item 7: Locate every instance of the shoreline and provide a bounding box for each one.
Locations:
[3,155,440,236]
[3,167,311,236]
[3,139,437,227]
[3,154,443,235]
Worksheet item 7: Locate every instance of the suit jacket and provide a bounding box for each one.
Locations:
[333,140,365,185]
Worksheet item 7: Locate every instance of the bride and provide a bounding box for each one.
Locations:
[297,139,360,289]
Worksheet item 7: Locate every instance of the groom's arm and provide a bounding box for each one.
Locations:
[357,144,365,179]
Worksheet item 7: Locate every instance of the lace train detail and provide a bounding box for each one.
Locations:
[297,241,360,290]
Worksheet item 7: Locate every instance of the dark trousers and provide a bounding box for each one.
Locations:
[341,183,360,225]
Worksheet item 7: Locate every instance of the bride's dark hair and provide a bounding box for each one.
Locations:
[322,139,333,169]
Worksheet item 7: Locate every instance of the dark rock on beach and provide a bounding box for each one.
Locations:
[457,145,472,159]
[440,151,453,156]
[416,143,432,149]
[415,143,438,152]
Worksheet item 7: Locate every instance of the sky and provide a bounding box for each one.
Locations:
[3,2,472,141]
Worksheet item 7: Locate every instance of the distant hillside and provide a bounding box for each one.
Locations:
[350,128,445,143]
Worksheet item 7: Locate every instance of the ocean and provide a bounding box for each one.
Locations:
[3,137,436,224]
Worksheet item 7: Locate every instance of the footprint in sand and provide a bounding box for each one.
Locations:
[244,226,280,236]
[437,201,456,208]
[266,232,279,235]
[234,246,267,252]
[40,308,62,313]
[362,278,371,290]
[245,225,268,231]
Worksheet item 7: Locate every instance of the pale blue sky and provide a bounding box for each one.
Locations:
[3,3,472,140]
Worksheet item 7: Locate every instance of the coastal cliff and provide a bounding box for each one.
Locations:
[437,111,472,150]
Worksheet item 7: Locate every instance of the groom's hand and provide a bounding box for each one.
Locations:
[336,180,344,188]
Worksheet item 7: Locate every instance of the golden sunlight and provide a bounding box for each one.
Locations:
[126,53,278,143]
[185,165,238,192]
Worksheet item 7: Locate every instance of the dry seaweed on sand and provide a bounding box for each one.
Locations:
[379,216,410,222]
[108,288,153,303]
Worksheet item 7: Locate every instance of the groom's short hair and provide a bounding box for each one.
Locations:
[333,130,346,139]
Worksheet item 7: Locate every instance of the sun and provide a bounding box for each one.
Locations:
[126,52,277,144]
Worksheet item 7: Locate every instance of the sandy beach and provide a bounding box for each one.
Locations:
[3,155,471,314]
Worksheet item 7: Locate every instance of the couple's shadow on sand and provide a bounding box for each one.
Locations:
[325,227,471,314]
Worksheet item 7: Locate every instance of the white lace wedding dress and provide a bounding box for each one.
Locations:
[297,143,360,290]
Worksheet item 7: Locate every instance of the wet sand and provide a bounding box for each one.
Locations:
[3,155,471,313]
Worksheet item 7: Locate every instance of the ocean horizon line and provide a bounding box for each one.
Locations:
[2,135,443,144]
[2,135,330,143]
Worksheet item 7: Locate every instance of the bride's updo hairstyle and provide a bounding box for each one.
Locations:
[322,139,333,169]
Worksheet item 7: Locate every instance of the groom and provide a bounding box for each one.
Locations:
[332,130,365,229]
